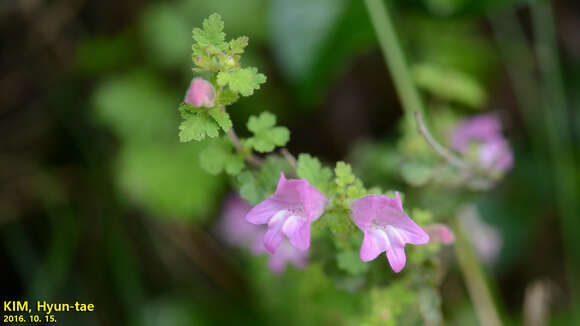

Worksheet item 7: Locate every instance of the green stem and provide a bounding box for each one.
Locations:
[488,11,545,155]
[363,0,425,128]
[455,213,503,326]
[530,0,580,297]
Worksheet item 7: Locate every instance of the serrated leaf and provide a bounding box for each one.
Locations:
[335,161,356,187]
[178,112,219,142]
[217,89,239,106]
[246,112,290,153]
[224,155,244,175]
[237,171,261,205]
[192,13,226,48]
[208,108,232,132]
[230,36,249,54]
[217,67,266,96]
[296,153,332,193]
[236,156,289,205]
[199,139,245,175]
[247,111,276,132]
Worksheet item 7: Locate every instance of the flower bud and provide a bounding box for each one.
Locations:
[184,77,215,108]
[425,224,455,244]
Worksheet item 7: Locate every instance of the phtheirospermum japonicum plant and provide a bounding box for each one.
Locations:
[177,14,512,325]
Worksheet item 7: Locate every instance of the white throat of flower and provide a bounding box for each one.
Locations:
[369,218,405,248]
[268,206,307,229]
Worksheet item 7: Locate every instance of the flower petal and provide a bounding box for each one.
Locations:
[246,198,286,225]
[267,254,286,274]
[376,207,429,245]
[271,173,302,205]
[263,217,284,254]
[350,195,404,231]
[282,216,310,251]
[360,231,386,262]
[425,224,455,244]
[297,181,328,222]
[386,244,407,273]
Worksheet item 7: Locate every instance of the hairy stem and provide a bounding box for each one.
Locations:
[280,148,297,172]
[227,127,263,167]
[364,0,425,128]
[455,212,503,326]
[414,112,470,171]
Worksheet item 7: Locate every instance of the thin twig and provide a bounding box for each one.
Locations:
[280,148,297,172]
[414,112,471,171]
[364,0,425,128]
[227,127,263,167]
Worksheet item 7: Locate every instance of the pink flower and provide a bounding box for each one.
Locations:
[449,113,513,173]
[458,205,502,264]
[217,194,309,273]
[425,224,455,244]
[217,194,259,247]
[184,77,215,107]
[250,234,309,274]
[350,193,429,273]
[246,173,328,254]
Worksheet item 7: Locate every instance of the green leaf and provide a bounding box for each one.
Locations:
[400,161,434,186]
[247,111,275,132]
[217,89,239,106]
[217,67,266,96]
[229,36,249,54]
[246,112,290,153]
[297,153,333,193]
[178,112,219,142]
[336,250,369,275]
[192,13,226,49]
[335,162,356,188]
[208,108,232,132]
[199,139,244,175]
[238,171,262,205]
[237,156,290,205]
[412,63,486,109]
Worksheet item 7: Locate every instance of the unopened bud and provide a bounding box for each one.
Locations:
[425,224,455,244]
[184,77,215,107]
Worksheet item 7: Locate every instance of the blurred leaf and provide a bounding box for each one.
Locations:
[94,71,223,219]
[237,157,290,205]
[93,72,176,143]
[336,250,369,275]
[118,143,223,220]
[270,0,347,81]
[413,63,486,109]
[140,3,191,69]
[400,161,434,186]
[76,34,134,75]
[199,138,244,175]
[406,17,497,82]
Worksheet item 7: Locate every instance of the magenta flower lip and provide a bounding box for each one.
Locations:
[449,113,514,174]
[218,193,309,274]
[246,173,328,254]
[350,193,429,273]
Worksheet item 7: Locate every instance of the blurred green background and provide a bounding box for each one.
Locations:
[1,0,579,325]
